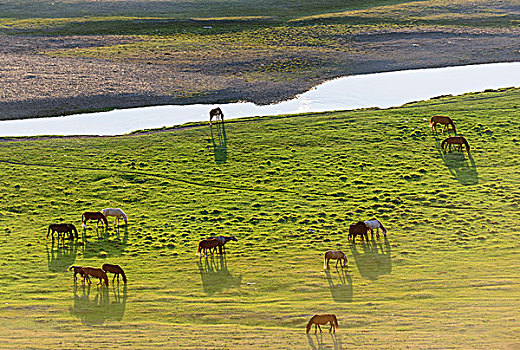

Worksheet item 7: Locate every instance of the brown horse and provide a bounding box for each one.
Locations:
[324,250,348,269]
[68,265,85,282]
[430,115,456,134]
[80,266,109,286]
[348,221,369,242]
[81,211,108,228]
[102,263,127,283]
[441,136,470,153]
[47,223,78,240]
[196,238,223,256]
[209,107,224,125]
[306,314,339,333]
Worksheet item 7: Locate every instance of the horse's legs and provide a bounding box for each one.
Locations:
[318,324,322,333]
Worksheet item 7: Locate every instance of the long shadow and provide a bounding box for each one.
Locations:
[210,118,227,164]
[349,237,392,280]
[69,283,127,325]
[307,333,343,350]
[46,239,79,273]
[434,135,478,185]
[197,255,241,295]
[324,268,352,303]
[81,226,128,258]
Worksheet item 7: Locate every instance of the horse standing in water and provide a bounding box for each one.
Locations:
[47,223,78,241]
[364,219,387,238]
[306,314,339,333]
[196,238,223,256]
[81,211,108,228]
[101,208,128,226]
[441,136,470,153]
[430,115,456,134]
[80,266,109,286]
[209,107,224,125]
[348,222,369,242]
[323,250,348,269]
[102,263,127,283]
[208,235,238,254]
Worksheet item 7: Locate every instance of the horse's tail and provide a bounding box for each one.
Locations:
[306,317,315,333]
[451,122,457,133]
[196,242,202,256]
[463,137,470,152]
[47,225,51,238]
[324,254,328,270]
[119,266,127,283]
[332,315,339,330]
[81,213,85,224]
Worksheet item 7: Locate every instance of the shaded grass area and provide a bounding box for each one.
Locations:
[1,88,520,347]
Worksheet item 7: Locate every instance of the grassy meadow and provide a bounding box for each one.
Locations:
[1,87,520,348]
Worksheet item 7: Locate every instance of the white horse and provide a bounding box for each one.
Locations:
[101,208,128,226]
[364,219,387,238]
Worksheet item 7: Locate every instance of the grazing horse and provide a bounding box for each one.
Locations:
[101,208,128,226]
[364,219,387,238]
[102,263,127,283]
[441,136,470,153]
[81,211,108,228]
[47,223,78,241]
[69,265,85,282]
[209,107,224,125]
[324,250,348,269]
[348,221,369,242]
[80,266,109,286]
[208,235,238,254]
[196,238,223,256]
[306,314,339,333]
[430,115,456,134]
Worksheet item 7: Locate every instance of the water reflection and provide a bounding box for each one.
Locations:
[69,283,127,325]
[46,239,79,273]
[307,333,343,350]
[324,269,352,303]
[210,117,227,164]
[197,255,241,295]
[350,237,392,280]
[435,136,478,185]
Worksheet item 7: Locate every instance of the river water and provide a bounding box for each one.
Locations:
[1,62,519,137]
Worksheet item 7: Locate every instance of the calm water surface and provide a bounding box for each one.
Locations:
[1,62,520,137]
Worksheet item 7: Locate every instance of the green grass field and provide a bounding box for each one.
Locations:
[1,87,520,348]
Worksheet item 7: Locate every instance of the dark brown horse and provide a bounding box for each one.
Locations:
[102,263,127,283]
[81,211,108,228]
[441,136,470,153]
[306,314,339,333]
[47,223,78,240]
[69,265,85,282]
[80,266,109,286]
[348,221,369,242]
[209,107,224,125]
[196,238,223,256]
[430,115,456,134]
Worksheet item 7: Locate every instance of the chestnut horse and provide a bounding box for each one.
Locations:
[80,266,109,286]
[441,136,470,153]
[47,223,78,240]
[306,314,339,333]
[102,263,127,283]
[196,238,223,256]
[430,115,456,134]
[81,211,108,228]
[348,221,369,242]
[209,107,224,125]
[69,265,85,282]
[324,250,348,269]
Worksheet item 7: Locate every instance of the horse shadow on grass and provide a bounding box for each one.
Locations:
[350,237,391,280]
[81,226,129,258]
[210,118,227,164]
[307,333,343,350]
[46,239,79,273]
[197,255,241,295]
[324,268,353,303]
[434,136,478,185]
[69,283,127,325]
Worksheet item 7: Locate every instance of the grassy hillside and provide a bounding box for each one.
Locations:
[1,87,520,348]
